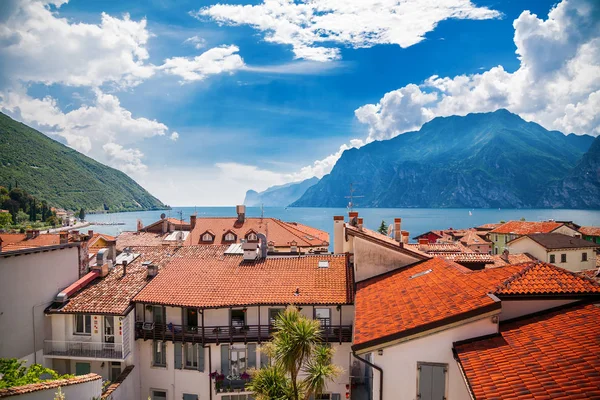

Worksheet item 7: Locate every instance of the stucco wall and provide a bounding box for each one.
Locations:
[0,377,102,400]
[367,316,498,400]
[508,239,597,272]
[0,247,80,364]
[499,299,578,321]
[353,237,420,282]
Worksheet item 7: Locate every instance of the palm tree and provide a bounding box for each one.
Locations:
[246,306,342,400]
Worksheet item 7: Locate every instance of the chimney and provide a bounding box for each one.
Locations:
[88,230,94,238]
[394,218,402,242]
[122,260,128,277]
[501,249,510,262]
[333,216,345,254]
[357,217,364,230]
[162,219,168,234]
[137,219,143,232]
[26,230,33,240]
[418,238,429,252]
[349,212,359,227]
[402,231,409,244]
[190,214,197,230]
[236,205,246,223]
[144,261,158,278]
[59,231,69,244]
[32,230,40,238]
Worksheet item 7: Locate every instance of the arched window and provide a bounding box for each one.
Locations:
[225,232,236,242]
[202,233,213,242]
[247,232,258,242]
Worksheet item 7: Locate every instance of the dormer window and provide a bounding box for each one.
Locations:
[246,231,258,242]
[199,230,215,243]
[223,231,237,242]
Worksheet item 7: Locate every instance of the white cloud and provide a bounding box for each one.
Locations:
[355,0,600,140]
[159,45,245,82]
[0,0,154,87]
[195,0,500,61]
[170,131,180,141]
[184,35,206,49]
[0,86,174,175]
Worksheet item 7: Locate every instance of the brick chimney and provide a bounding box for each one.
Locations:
[59,231,69,244]
[402,231,409,244]
[190,214,197,230]
[236,205,246,223]
[418,238,429,252]
[357,217,364,230]
[162,219,168,234]
[333,216,345,254]
[394,218,402,242]
[349,212,359,227]
[122,260,128,277]
[26,230,33,240]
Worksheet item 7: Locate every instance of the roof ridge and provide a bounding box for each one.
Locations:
[493,261,537,293]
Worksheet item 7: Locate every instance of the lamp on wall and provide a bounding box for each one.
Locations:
[100,362,105,368]
[377,349,383,356]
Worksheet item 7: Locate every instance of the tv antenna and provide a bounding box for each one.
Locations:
[178,210,183,223]
[260,203,264,220]
[344,183,364,212]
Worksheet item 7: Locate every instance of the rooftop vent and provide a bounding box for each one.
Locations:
[318,260,329,268]
[410,269,433,280]
[242,241,259,261]
[144,261,158,278]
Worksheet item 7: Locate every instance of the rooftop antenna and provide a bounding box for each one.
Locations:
[261,203,264,221]
[178,209,183,224]
[344,183,364,212]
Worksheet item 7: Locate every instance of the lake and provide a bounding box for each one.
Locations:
[87,207,600,242]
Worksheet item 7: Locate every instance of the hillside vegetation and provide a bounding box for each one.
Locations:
[0,112,167,212]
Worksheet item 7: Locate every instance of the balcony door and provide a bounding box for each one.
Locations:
[104,316,115,344]
[185,308,198,332]
[153,306,165,325]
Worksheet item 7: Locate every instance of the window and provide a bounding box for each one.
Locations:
[224,232,236,242]
[230,345,247,377]
[549,254,556,263]
[494,234,498,241]
[183,395,199,400]
[247,232,258,241]
[315,308,331,327]
[110,362,121,382]
[185,308,198,332]
[268,308,284,326]
[561,253,567,263]
[153,341,166,367]
[315,394,332,399]
[582,252,588,261]
[74,314,91,335]
[153,306,165,324]
[231,309,246,328]
[185,343,198,369]
[417,362,447,400]
[202,233,213,242]
[494,247,498,255]
[75,362,90,376]
[104,316,115,344]
[150,390,167,400]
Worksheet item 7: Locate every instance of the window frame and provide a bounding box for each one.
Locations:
[230,344,247,377]
[246,232,258,242]
[582,252,588,262]
[223,231,237,242]
[230,309,246,328]
[561,253,567,263]
[73,314,92,336]
[314,308,331,327]
[549,254,556,263]
[152,341,167,368]
[110,362,121,382]
[150,389,167,400]
[184,343,198,370]
[416,361,448,400]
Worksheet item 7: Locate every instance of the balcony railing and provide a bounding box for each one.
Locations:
[135,323,353,344]
[43,340,127,360]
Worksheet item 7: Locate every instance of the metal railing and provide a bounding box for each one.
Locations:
[43,340,126,360]
[135,323,353,344]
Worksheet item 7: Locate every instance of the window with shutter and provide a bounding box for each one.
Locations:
[198,345,205,372]
[221,344,230,374]
[417,362,447,400]
[247,344,257,369]
[174,342,182,369]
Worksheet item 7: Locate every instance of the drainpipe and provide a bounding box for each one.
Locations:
[33,301,52,365]
[207,345,212,400]
[352,352,383,400]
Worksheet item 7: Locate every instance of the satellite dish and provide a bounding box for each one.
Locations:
[160,213,166,220]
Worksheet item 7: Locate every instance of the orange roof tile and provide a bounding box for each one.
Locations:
[0,233,61,251]
[115,231,169,251]
[51,246,183,315]
[435,252,494,264]
[0,374,101,398]
[353,258,524,350]
[345,225,430,259]
[490,253,536,268]
[133,248,352,308]
[454,303,600,399]
[459,231,491,246]
[490,220,564,235]
[579,226,600,237]
[405,242,463,253]
[494,262,600,296]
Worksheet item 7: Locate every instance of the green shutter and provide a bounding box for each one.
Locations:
[174,342,182,369]
[221,344,230,374]
[247,344,257,369]
[260,349,268,368]
[198,345,205,372]
[332,394,341,400]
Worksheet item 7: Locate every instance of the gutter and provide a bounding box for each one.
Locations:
[352,352,383,400]
[452,348,476,400]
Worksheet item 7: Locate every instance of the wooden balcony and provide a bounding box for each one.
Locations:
[43,340,127,361]
[135,322,353,344]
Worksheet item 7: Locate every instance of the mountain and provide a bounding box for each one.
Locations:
[244,177,319,207]
[292,109,597,208]
[565,133,595,153]
[0,112,167,212]
[540,135,600,209]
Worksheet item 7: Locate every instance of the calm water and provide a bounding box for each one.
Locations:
[88,207,600,242]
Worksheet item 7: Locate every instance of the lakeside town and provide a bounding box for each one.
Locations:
[1,205,600,399]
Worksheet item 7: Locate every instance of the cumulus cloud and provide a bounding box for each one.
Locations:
[195,0,501,61]
[159,45,245,82]
[184,35,207,49]
[0,0,154,87]
[170,131,180,141]
[355,0,600,140]
[0,86,173,175]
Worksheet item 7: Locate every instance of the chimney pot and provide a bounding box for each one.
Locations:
[357,217,364,230]
[190,214,197,230]
[394,218,402,242]
[418,238,429,251]
[122,260,128,276]
[333,216,345,221]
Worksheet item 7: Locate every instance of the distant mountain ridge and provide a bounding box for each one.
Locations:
[292,109,597,209]
[244,177,319,207]
[0,112,167,212]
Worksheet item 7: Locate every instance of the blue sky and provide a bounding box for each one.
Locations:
[1,0,598,205]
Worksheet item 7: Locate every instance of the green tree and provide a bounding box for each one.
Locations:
[79,208,85,221]
[520,217,526,221]
[0,358,72,389]
[246,306,342,400]
[46,215,59,227]
[377,220,388,235]
[0,212,12,227]
[16,210,29,225]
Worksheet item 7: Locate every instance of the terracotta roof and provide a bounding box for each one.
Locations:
[50,246,183,315]
[88,232,116,249]
[353,258,524,350]
[142,217,190,231]
[460,231,491,246]
[0,233,61,251]
[510,233,600,249]
[345,225,430,259]
[134,248,352,308]
[475,223,501,231]
[490,253,536,268]
[435,252,494,264]
[579,226,600,237]
[405,243,463,253]
[494,262,600,296]
[0,374,101,398]
[412,230,443,240]
[454,303,600,399]
[579,268,600,282]
[115,231,169,251]
[187,217,329,248]
[490,220,564,235]
[101,366,134,399]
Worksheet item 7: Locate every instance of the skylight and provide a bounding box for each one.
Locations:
[318,260,329,268]
[410,269,432,279]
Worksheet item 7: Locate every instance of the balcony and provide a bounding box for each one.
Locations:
[135,323,353,344]
[43,340,127,361]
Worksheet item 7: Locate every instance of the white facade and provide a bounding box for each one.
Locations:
[507,238,597,272]
[0,245,80,366]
